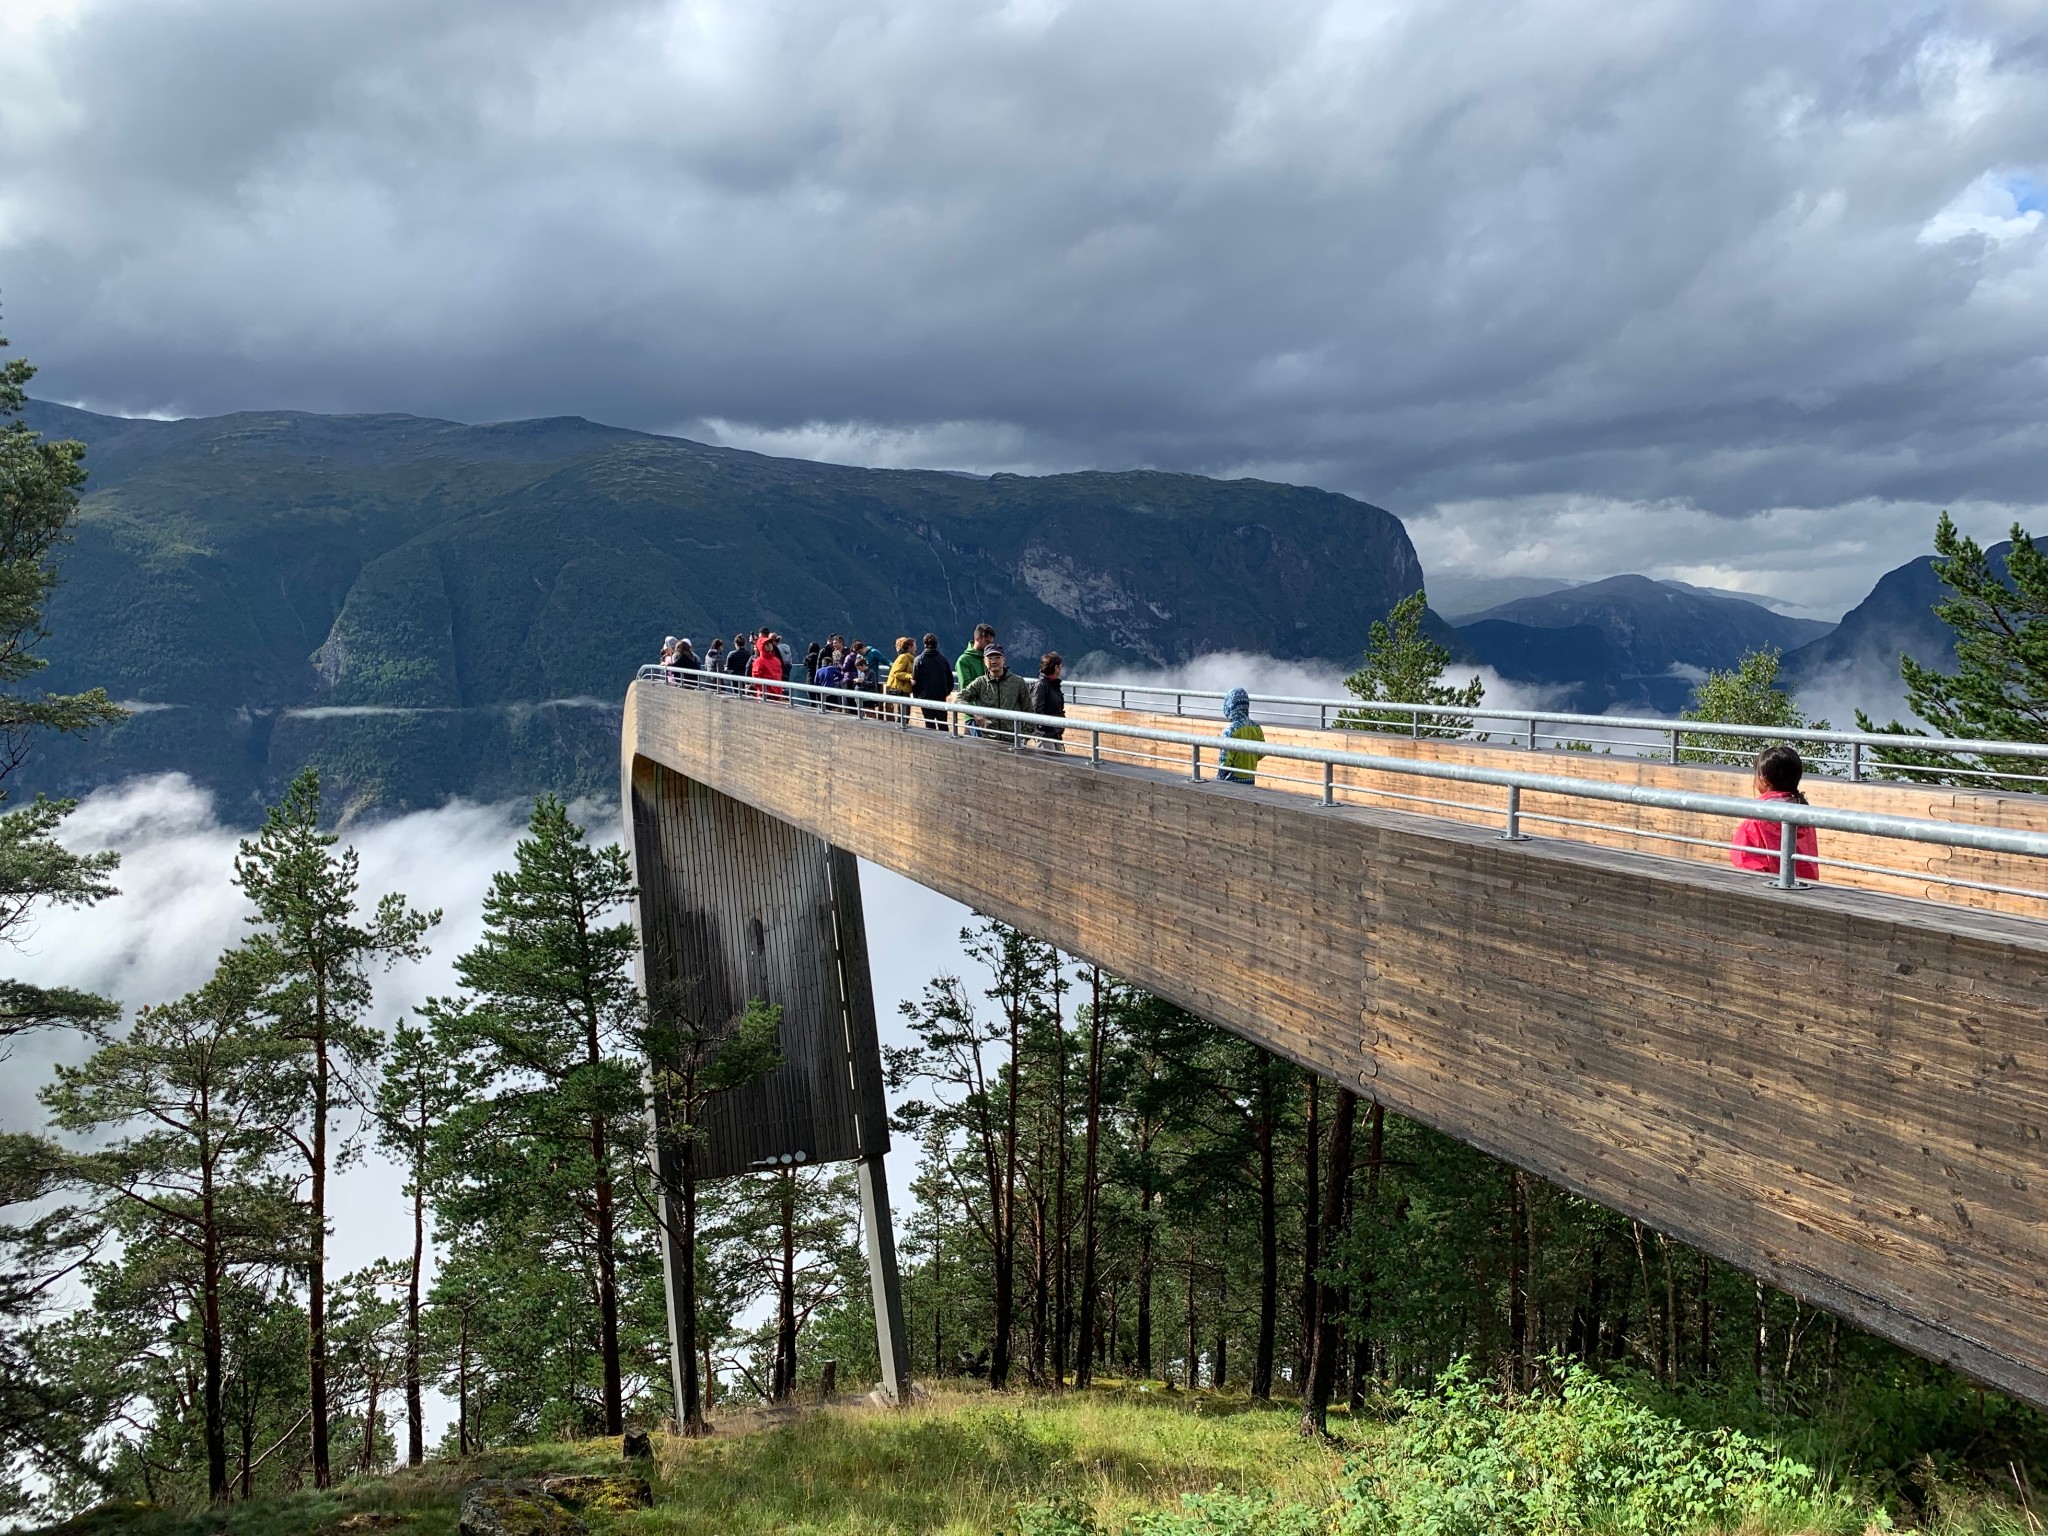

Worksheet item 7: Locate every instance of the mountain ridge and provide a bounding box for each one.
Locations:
[21,400,1433,815]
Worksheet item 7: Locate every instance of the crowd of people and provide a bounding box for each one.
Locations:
[655,621,1270,775]
[655,622,1084,751]
[652,624,1817,879]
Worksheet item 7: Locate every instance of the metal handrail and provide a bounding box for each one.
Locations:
[1062,678,2048,765]
[633,667,2048,875]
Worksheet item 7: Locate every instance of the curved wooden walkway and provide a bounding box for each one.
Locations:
[623,680,2048,1410]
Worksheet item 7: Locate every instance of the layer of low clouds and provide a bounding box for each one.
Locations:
[4,0,2048,612]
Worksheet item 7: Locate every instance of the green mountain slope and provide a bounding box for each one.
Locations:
[22,402,1425,816]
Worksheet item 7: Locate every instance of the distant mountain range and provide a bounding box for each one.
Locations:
[20,401,1431,817]
[1452,575,1837,712]
[10,399,1982,813]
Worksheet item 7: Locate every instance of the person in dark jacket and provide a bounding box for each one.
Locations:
[956,645,1034,742]
[724,633,752,693]
[912,632,954,730]
[672,637,701,685]
[1032,652,1066,751]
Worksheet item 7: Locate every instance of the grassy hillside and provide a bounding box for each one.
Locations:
[46,1383,2042,1536]
[19,402,1428,817]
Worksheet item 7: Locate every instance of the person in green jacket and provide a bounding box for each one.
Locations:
[955,623,996,694]
[1218,687,1266,784]
[957,645,1034,742]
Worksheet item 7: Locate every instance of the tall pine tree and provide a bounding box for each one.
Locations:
[234,768,436,1488]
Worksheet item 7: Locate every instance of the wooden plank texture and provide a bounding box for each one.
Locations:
[624,682,2048,1408]
[1068,703,2048,916]
[625,753,869,1178]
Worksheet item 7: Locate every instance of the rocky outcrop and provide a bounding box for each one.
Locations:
[458,1481,588,1536]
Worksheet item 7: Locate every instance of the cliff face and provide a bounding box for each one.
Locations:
[23,402,1424,815]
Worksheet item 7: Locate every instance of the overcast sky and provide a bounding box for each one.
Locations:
[3,0,2046,613]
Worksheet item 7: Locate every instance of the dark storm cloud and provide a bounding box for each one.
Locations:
[4,0,2047,611]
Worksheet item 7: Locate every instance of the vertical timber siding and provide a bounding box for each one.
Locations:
[626,754,866,1177]
[624,682,2048,1409]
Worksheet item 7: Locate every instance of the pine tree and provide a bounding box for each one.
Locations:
[39,955,303,1503]
[1860,512,2048,787]
[426,797,639,1435]
[234,768,437,1488]
[372,1021,463,1465]
[0,312,123,1048]
[1340,591,1484,737]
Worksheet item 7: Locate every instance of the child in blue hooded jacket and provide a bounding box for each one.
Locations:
[1218,688,1266,784]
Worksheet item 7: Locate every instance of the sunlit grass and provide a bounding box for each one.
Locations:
[639,1384,1343,1536]
[34,1382,2045,1536]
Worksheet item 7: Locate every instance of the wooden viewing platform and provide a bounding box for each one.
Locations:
[622,679,2048,1410]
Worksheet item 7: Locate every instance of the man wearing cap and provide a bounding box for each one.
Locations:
[955,644,1033,742]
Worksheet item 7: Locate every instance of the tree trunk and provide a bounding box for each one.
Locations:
[457,1309,471,1456]
[775,1170,798,1400]
[201,1171,229,1503]
[1753,1277,1770,1394]
[361,1365,381,1473]
[992,1007,1022,1390]
[680,1148,705,1434]
[1697,1252,1712,1378]
[405,1173,425,1466]
[309,1024,332,1488]
[592,1113,624,1434]
[1508,1168,1527,1392]
[1136,1177,1155,1378]
[1351,1101,1384,1412]
[1299,1086,1357,1437]
[1184,1243,1199,1390]
[1074,971,1106,1390]
[1300,1075,1320,1389]
[1053,986,1071,1390]
[1661,1235,1679,1384]
[1252,1084,1278,1399]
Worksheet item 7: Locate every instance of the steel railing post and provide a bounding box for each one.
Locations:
[1191,742,1202,781]
[1091,729,1101,767]
[1669,728,1680,764]
[1527,718,1537,750]
[1320,703,1329,731]
[1777,820,1798,889]
[1851,742,1863,782]
[1322,761,1334,807]
[1502,784,1530,840]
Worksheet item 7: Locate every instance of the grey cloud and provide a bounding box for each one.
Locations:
[4,0,2048,611]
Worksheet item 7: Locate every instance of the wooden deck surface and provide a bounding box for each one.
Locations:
[624,681,2048,1410]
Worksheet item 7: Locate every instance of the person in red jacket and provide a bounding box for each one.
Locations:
[748,628,787,701]
[1730,744,1818,882]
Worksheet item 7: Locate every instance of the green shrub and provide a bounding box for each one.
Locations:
[1129,1490,1328,1535]
[1014,1487,1329,1536]
[1337,1359,1857,1536]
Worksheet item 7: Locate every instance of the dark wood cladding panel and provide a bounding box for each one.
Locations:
[623,684,2048,1407]
[626,753,862,1178]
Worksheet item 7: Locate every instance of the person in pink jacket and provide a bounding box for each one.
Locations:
[748,628,787,701]
[1730,744,1819,882]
